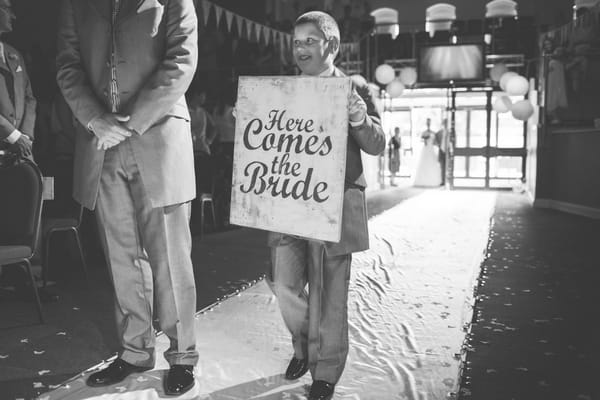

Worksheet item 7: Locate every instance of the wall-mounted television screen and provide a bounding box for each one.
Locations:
[417,43,485,85]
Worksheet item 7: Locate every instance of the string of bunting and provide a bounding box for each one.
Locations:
[196,0,359,55]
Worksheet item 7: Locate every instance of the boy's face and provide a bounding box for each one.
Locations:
[293,22,334,76]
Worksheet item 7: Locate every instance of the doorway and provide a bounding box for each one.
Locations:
[450,90,526,189]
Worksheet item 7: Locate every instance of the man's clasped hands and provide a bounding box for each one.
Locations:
[88,113,135,151]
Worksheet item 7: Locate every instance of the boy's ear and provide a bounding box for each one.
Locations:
[327,36,340,56]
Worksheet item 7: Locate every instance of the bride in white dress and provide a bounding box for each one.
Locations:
[413,119,442,187]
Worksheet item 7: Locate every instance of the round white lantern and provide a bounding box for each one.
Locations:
[499,71,518,91]
[399,67,418,86]
[493,95,512,113]
[511,99,534,121]
[386,79,405,98]
[505,75,529,96]
[350,74,368,88]
[490,63,508,82]
[375,64,395,85]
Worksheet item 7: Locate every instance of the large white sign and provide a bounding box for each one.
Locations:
[230,76,351,242]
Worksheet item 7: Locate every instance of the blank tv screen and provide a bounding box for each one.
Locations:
[418,43,484,84]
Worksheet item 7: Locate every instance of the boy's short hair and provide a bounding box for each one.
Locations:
[294,11,340,43]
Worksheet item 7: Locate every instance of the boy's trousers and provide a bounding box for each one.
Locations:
[267,234,352,384]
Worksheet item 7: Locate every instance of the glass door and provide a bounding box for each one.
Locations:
[450,91,526,189]
[452,107,488,188]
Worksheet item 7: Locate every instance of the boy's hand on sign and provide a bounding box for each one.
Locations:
[231,103,237,119]
[348,91,367,123]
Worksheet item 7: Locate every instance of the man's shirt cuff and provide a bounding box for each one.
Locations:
[5,130,22,144]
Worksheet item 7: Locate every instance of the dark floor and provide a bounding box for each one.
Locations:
[1,188,598,400]
[459,193,600,400]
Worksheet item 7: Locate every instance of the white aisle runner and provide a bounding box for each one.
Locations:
[42,190,495,400]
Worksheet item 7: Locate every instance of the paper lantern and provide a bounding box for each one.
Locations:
[375,64,395,85]
[486,0,518,18]
[399,67,418,86]
[505,75,529,96]
[490,64,508,82]
[371,8,400,39]
[493,95,512,113]
[350,74,368,88]
[511,100,534,121]
[425,3,456,37]
[499,71,518,91]
[386,79,405,98]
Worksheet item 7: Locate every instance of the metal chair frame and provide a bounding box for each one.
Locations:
[0,159,45,323]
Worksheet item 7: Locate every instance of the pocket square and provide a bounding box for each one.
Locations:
[137,0,163,13]
[16,65,22,72]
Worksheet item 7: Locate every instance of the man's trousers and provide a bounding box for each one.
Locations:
[95,140,198,367]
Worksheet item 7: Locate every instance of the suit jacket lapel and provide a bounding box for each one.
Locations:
[87,0,111,21]
[119,0,145,21]
[333,67,345,77]
[5,48,22,117]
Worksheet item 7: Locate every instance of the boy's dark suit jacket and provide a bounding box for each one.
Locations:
[56,0,197,210]
[268,67,386,256]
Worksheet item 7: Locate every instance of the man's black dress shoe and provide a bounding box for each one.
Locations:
[308,380,335,400]
[284,356,309,380]
[86,358,152,387]
[164,365,195,396]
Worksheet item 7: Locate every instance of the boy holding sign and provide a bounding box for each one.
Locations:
[267,11,385,400]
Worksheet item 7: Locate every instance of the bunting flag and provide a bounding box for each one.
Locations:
[235,15,244,37]
[225,10,234,31]
[280,35,288,64]
[255,24,263,44]
[214,4,224,26]
[262,26,270,46]
[200,0,211,25]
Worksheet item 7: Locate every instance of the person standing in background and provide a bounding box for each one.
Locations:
[212,88,236,226]
[56,0,199,395]
[0,0,35,160]
[388,127,401,186]
[435,118,448,186]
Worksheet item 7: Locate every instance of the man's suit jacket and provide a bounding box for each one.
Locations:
[56,0,198,210]
[0,43,36,143]
[269,68,386,256]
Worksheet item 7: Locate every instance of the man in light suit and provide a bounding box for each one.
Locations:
[56,0,198,395]
[0,0,35,159]
[267,11,385,400]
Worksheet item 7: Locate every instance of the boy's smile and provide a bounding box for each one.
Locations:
[293,22,333,76]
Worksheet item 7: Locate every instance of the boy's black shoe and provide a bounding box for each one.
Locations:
[308,380,335,400]
[284,356,309,380]
[86,358,152,387]
[164,365,195,396]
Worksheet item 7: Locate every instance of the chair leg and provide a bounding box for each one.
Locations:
[210,201,216,229]
[200,200,205,238]
[24,259,44,324]
[72,228,89,284]
[43,231,52,287]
